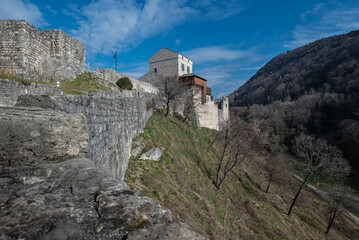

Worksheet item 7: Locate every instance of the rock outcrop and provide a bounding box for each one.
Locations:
[0,106,206,239]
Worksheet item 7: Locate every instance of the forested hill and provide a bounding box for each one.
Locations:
[229,30,359,105]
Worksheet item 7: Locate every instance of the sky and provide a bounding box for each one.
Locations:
[1,0,359,98]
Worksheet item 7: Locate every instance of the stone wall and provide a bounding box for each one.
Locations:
[0,20,85,81]
[148,48,193,77]
[0,78,63,107]
[193,89,220,131]
[15,92,156,180]
[218,97,230,127]
[91,68,159,94]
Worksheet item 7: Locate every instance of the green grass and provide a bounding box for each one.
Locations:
[0,70,56,86]
[291,162,359,195]
[125,112,359,240]
[1,71,112,95]
[61,72,111,95]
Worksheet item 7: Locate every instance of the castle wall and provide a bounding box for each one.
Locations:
[0,20,50,80]
[0,20,85,81]
[192,87,220,130]
[0,79,157,180]
[218,97,230,128]
[0,78,63,106]
[43,29,85,66]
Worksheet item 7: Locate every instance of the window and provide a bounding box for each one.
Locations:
[187,66,190,73]
[181,63,184,71]
[154,68,157,73]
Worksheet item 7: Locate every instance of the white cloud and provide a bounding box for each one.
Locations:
[182,46,255,64]
[284,2,359,49]
[71,0,197,55]
[0,0,46,27]
[175,39,181,46]
[70,0,245,55]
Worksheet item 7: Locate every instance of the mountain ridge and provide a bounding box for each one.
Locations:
[229,30,359,105]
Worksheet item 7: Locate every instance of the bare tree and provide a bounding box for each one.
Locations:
[161,76,186,117]
[182,94,195,122]
[287,134,350,215]
[325,186,352,234]
[207,120,256,190]
[264,153,286,193]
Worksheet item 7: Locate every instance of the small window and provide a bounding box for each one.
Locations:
[181,63,184,71]
[187,66,190,73]
[225,104,227,108]
[154,68,157,73]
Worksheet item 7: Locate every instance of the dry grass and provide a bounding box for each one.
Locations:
[125,112,359,239]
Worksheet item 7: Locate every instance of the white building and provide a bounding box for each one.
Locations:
[140,48,230,130]
[148,48,193,77]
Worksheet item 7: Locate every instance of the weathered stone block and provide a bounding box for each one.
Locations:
[0,107,88,174]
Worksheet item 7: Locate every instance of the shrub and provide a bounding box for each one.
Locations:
[116,77,133,90]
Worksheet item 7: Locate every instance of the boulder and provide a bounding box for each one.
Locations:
[0,107,88,174]
[140,148,162,161]
[127,222,208,240]
[95,190,171,233]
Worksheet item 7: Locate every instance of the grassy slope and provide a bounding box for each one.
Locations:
[125,112,359,240]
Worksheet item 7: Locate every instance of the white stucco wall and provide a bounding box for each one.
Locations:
[193,89,220,131]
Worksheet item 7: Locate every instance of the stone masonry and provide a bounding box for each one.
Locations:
[0,20,85,81]
[15,92,156,180]
[146,48,193,77]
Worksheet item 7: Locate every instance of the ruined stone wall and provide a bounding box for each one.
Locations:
[0,78,64,106]
[14,91,156,180]
[0,20,85,81]
[43,29,85,66]
[191,87,220,131]
[218,97,230,127]
[0,20,49,80]
[92,68,159,94]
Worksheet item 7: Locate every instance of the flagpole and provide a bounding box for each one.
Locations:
[114,50,118,71]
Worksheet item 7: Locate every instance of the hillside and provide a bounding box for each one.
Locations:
[228,31,359,174]
[229,30,359,105]
[125,112,359,240]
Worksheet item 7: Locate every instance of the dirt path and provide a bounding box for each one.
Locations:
[292,174,359,226]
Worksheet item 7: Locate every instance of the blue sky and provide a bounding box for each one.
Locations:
[1,0,359,97]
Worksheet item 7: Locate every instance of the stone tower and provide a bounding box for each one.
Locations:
[149,48,193,77]
[0,20,85,81]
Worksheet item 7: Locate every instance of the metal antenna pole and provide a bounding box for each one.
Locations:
[114,50,118,71]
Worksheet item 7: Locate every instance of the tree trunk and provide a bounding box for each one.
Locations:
[287,172,311,215]
[265,172,273,193]
[325,205,338,234]
[165,104,170,117]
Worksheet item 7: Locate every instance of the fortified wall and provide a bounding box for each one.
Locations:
[0,20,85,81]
[0,79,156,179]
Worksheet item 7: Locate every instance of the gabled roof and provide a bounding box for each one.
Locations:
[149,47,193,62]
[180,73,207,81]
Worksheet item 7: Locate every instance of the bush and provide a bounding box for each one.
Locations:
[116,77,133,90]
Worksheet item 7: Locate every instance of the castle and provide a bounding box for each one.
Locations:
[0,20,85,81]
[0,20,229,130]
[140,48,229,130]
